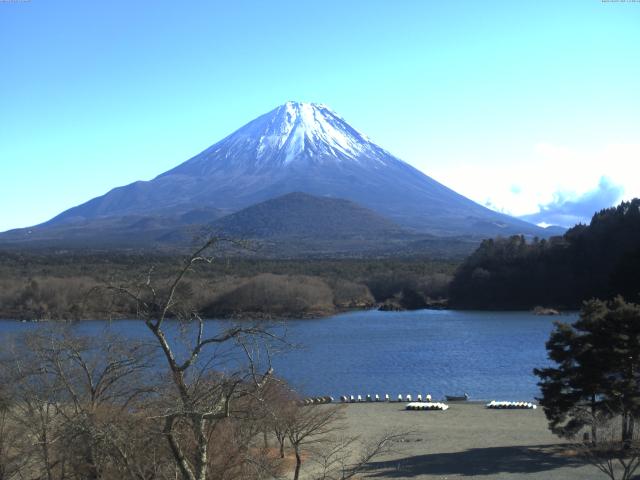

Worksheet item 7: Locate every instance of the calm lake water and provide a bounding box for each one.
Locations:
[0,309,577,401]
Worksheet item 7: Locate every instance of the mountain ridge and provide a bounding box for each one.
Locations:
[3,101,548,250]
[0,192,478,258]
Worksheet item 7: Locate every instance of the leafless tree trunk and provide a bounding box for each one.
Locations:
[106,238,277,480]
[306,427,413,480]
[0,338,62,480]
[0,399,31,480]
[286,404,346,480]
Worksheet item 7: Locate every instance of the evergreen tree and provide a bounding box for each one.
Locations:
[600,297,640,442]
[449,198,640,309]
[535,297,640,444]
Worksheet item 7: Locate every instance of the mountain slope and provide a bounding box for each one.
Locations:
[211,192,403,239]
[0,208,225,250]
[194,192,476,258]
[35,101,545,238]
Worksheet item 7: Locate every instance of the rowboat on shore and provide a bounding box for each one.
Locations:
[445,393,469,402]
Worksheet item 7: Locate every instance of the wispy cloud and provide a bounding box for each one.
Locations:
[427,143,640,227]
[519,177,624,228]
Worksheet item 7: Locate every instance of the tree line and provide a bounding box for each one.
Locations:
[449,199,640,309]
[0,253,454,320]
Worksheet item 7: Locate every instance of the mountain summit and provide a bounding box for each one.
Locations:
[168,101,387,173]
[28,101,544,239]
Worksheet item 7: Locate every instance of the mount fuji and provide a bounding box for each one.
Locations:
[3,101,547,251]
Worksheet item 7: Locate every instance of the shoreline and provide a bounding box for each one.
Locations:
[0,305,579,323]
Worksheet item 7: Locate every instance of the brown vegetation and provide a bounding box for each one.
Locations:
[0,251,455,320]
[204,273,366,318]
[0,327,290,480]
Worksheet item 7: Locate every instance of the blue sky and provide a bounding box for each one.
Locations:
[1,0,639,231]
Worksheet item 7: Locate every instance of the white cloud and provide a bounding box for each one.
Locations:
[424,142,640,222]
[520,177,624,227]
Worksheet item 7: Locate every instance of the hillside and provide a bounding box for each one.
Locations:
[212,192,402,238]
[1,192,480,258]
[448,199,640,309]
[0,207,226,251]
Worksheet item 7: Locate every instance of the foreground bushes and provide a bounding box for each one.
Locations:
[0,328,302,480]
[0,326,395,480]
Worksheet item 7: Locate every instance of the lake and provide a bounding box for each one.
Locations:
[0,309,576,401]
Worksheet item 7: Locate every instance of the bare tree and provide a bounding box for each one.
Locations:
[259,378,299,459]
[311,430,409,480]
[0,390,32,480]
[1,345,59,480]
[285,404,346,480]
[0,327,160,480]
[105,238,277,480]
[575,413,640,480]
[281,401,408,480]
[24,329,157,480]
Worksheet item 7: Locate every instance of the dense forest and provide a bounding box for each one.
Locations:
[449,199,640,309]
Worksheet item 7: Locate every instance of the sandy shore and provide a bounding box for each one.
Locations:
[336,402,605,479]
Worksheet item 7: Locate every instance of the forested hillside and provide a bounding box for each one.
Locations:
[0,252,455,320]
[449,199,640,309]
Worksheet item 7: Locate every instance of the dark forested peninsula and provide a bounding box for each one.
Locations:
[449,199,640,310]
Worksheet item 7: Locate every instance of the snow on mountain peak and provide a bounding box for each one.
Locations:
[250,101,383,166]
[170,101,395,178]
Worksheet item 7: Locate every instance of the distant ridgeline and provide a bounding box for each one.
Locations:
[448,199,640,310]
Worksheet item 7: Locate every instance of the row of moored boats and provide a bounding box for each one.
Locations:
[299,395,537,410]
[485,400,537,409]
[340,394,433,403]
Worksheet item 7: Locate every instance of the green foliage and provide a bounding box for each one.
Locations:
[535,297,640,442]
[450,199,640,309]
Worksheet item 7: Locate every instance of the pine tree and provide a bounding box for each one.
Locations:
[535,297,640,443]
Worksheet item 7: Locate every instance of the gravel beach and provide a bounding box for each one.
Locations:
[337,402,606,479]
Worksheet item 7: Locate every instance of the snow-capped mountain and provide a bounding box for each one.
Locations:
[37,101,544,237]
[169,102,389,172]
